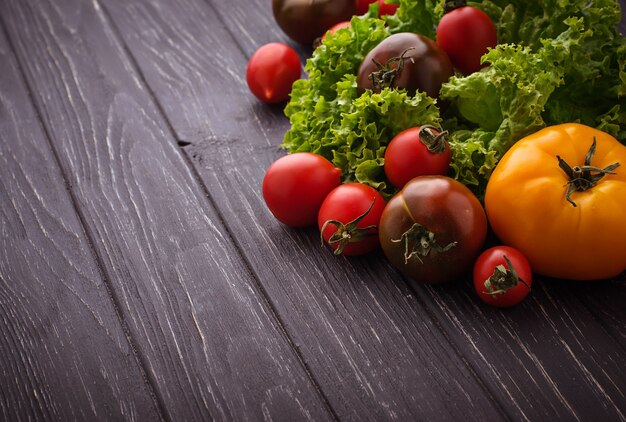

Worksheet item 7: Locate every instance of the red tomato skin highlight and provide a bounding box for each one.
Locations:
[246,43,301,104]
[384,127,451,189]
[436,6,497,74]
[318,183,386,256]
[263,153,341,227]
[473,246,533,308]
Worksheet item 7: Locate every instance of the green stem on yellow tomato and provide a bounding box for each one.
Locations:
[557,137,620,207]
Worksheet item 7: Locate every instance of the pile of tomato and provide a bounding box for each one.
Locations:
[262,129,536,308]
[247,0,497,104]
[249,0,626,308]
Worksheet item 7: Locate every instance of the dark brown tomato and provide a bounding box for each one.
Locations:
[378,176,487,284]
[272,0,356,45]
[357,32,453,99]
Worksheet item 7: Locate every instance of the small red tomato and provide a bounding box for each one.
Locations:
[473,246,533,308]
[246,43,301,104]
[436,6,497,74]
[263,153,341,227]
[356,0,399,16]
[377,0,399,16]
[384,125,451,189]
[318,183,386,256]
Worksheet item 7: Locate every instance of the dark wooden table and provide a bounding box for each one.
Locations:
[1,0,625,420]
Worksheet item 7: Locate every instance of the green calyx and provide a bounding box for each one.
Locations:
[443,0,467,13]
[419,124,449,154]
[557,137,620,207]
[391,222,457,264]
[320,199,378,255]
[368,47,415,92]
[483,255,529,295]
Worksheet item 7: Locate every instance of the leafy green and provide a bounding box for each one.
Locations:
[284,6,440,197]
[282,0,626,197]
[441,2,626,191]
[285,74,440,197]
[385,0,442,38]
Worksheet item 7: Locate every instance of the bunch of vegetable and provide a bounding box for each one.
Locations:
[282,0,625,197]
[254,0,626,307]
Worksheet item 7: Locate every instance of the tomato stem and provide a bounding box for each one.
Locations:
[557,137,620,207]
[391,222,457,264]
[368,48,415,92]
[483,255,529,296]
[444,0,467,13]
[418,124,449,154]
[320,198,378,255]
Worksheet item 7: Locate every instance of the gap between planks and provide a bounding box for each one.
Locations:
[89,1,342,419]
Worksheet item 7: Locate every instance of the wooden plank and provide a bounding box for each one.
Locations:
[211,2,626,419]
[100,0,511,420]
[570,278,626,348]
[0,25,161,421]
[102,0,626,419]
[0,1,333,421]
[407,277,626,421]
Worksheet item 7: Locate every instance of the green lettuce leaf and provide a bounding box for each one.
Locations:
[282,0,626,198]
[385,0,443,38]
[285,74,440,197]
[441,5,626,191]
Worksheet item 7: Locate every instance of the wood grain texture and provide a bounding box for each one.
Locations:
[0,25,160,422]
[407,277,626,421]
[0,0,332,420]
[101,0,626,420]
[100,0,507,420]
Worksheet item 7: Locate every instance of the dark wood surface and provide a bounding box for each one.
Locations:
[1,0,624,420]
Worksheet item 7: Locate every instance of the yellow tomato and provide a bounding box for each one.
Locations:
[485,123,626,280]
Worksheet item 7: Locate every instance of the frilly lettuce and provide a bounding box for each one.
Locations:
[283,6,440,197]
[282,0,626,197]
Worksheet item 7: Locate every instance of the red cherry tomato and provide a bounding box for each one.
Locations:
[263,153,341,227]
[356,0,399,16]
[473,246,533,308]
[246,43,301,104]
[318,183,386,256]
[436,6,497,74]
[384,125,451,189]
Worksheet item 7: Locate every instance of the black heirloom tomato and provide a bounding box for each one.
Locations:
[272,0,356,45]
[357,32,453,99]
[378,176,487,284]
